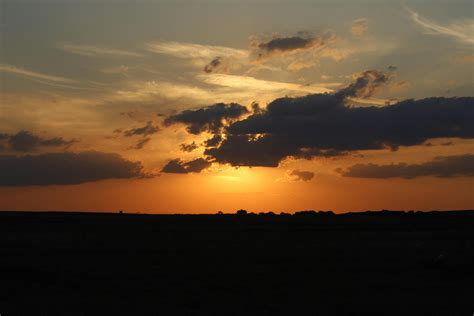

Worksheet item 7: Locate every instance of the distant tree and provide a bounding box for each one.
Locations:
[217,211,224,215]
[294,210,317,216]
[317,211,335,216]
[236,209,248,215]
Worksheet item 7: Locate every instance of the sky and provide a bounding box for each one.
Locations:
[0,0,473,213]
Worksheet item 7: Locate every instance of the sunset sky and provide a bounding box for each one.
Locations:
[0,0,473,213]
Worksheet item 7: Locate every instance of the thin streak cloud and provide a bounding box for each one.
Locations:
[57,43,143,57]
[0,64,77,84]
[198,73,337,95]
[147,40,248,59]
[0,64,101,90]
[408,8,474,44]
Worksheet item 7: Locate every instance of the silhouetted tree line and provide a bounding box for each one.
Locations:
[217,209,472,216]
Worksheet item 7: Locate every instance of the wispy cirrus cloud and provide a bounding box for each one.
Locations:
[0,63,77,84]
[198,73,337,95]
[57,43,143,57]
[407,8,474,44]
[0,63,94,90]
[147,40,248,60]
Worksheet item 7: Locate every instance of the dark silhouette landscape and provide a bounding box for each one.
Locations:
[1,210,473,315]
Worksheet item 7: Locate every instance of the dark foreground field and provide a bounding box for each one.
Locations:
[1,210,473,315]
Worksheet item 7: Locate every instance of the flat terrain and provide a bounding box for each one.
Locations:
[1,210,473,315]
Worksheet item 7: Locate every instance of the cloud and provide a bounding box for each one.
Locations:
[0,130,77,152]
[122,121,159,137]
[407,8,474,44]
[101,65,130,76]
[204,57,225,73]
[203,134,222,147]
[351,18,369,37]
[0,64,76,83]
[335,70,389,99]
[0,63,99,90]
[198,73,336,95]
[114,121,159,150]
[161,158,211,174]
[0,151,147,186]
[200,71,473,167]
[290,170,315,182]
[391,80,409,92]
[180,142,199,152]
[251,32,336,62]
[148,40,248,59]
[339,154,474,179]
[57,43,143,57]
[130,137,151,150]
[164,103,249,134]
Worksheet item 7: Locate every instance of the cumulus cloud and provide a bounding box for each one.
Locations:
[336,70,389,99]
[161,158,211,174]
[251,32,335,62]
[122,121,159,137]
[290,170,315,182]
[351,18,369,37]
[180,142,199,152]
[0,130,77,152]
[198,68,473,167]
[114,121,159,150]
[164,103,249,134]
[339,154,474,179]
[204,57,224,73]
[0,151,147,186]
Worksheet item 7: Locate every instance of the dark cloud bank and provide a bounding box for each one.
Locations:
[161,158,211,174]
[164,103,249,134]
[0,151,146,186]
[0,130,76,152]
[164,70,474,174]
[340,154,474,179]
[252,32,334,61]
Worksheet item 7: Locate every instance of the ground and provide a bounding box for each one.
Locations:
[1,210,473,315]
